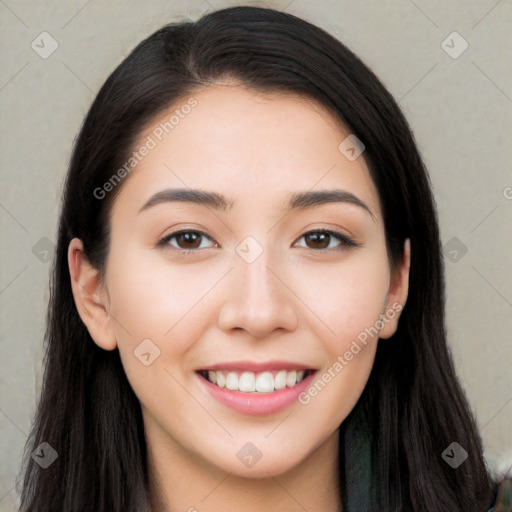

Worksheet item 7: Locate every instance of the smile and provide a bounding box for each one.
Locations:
[197,369,312,393]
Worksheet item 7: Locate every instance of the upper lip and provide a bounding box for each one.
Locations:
[197,360,316,372]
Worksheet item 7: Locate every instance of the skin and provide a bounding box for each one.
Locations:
[69,82,410,511]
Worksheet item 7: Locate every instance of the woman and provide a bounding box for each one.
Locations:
[17,5,502,511]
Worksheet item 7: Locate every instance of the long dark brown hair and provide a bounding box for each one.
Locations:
[17,5,495,511]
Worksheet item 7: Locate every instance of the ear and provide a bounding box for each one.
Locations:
[379,238,411,339]
[68,237,117,351]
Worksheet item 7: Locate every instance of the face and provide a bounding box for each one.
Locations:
[70,83,409,480]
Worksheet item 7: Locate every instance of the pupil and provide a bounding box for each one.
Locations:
[179,232,200,248]
[308,232,329,249]
[176,232,331,250]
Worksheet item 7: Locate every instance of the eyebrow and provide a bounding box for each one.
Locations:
[138,188,376,221]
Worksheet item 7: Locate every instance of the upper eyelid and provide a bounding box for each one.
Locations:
[160,228,356,250]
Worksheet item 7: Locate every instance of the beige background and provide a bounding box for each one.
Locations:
[1,0,511,509]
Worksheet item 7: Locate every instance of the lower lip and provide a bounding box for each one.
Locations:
[196,371,316,416]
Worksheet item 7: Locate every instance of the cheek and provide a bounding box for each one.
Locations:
[295,259,386,428]
[104,250,224,415]
[293,252,388,427]
[290,251,390,347]
[299,341,377,436]
[105,248,224,359]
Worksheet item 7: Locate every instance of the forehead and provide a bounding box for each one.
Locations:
[110,84,381,220]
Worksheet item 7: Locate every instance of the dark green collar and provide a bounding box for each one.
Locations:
[342,412,375,510]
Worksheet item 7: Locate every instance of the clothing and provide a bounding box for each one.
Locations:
[342,414,510,511]
[488,476,512,511]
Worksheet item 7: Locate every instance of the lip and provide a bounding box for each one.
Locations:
[198,360,315,372]
[196,369,317,416]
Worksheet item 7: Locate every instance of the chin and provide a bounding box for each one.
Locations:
[209,443,312,479]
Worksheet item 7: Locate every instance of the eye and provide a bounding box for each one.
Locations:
[157,230,216,252]
[157,228,359,254]
[294,229,358,251]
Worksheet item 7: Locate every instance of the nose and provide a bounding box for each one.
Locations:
[217,244,299,339]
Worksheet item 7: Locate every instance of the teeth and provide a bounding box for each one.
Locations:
[255,371,274,393]
[238,372,256,392]
[216,371,225,388]
[225,372,239,390]
[204,369,309,393]
[274,370,287,390]
[286,370,297,388]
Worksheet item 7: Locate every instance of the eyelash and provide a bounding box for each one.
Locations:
[156,228,359,255]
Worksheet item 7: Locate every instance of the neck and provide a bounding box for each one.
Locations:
[146,428,343,512]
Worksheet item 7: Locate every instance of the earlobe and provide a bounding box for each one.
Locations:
[68,238,117,351]
[379,238,411,339]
